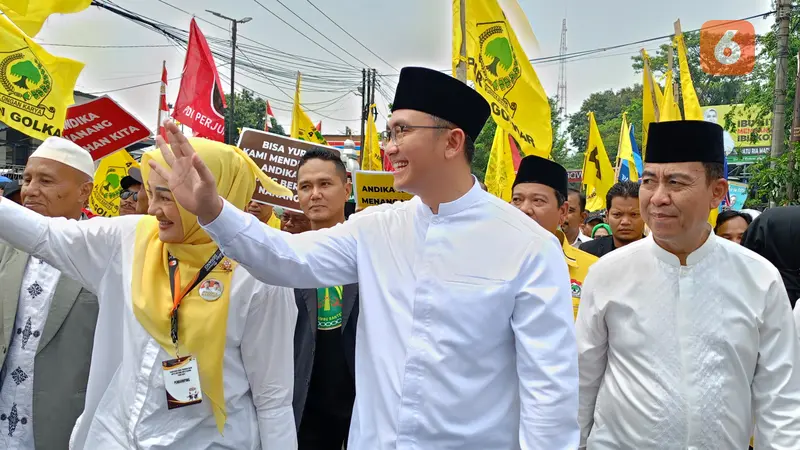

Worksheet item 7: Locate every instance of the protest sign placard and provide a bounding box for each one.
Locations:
[64,96,151,160]
[354,170,413,209]
[238,127,341,212]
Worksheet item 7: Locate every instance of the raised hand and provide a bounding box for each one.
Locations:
[148,121,224,224]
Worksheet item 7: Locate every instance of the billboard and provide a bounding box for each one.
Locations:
[701,104,771,163]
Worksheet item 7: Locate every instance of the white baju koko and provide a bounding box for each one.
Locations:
[0,257,60,450]
[0,200,297,450]
[201,179,580,450]
[577,232,800,449]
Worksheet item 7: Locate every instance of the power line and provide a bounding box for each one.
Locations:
[248,0,357,67]
[38,42,174,48]
[304,0,398,71]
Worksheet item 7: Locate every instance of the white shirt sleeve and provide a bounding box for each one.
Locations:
[242,283,298,450]
[575,267,608,450]
[0,198,127,294]
[201,198,362,289]
[752,278,800,449]
[512,239,579,449]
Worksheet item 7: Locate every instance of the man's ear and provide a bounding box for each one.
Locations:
[79,181,93,205]
[559,201,570,227]
[444,128,466,161]
[710,178,729,209]
[345,179,353,199]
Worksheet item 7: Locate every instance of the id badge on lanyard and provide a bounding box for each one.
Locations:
[161,249,225,410]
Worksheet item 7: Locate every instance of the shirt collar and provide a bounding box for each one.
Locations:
[648,227,717,267]
[417,176,484,218]
[556,230,578,268]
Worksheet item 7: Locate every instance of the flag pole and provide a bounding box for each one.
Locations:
[455,0,467,83]
[157,60,165,131]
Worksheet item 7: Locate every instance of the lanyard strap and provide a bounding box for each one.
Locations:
[168,249,225,351]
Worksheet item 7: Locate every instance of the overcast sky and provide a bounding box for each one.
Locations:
[36,0,774,137]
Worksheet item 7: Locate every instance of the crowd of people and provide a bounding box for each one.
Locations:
[0,65,799,450]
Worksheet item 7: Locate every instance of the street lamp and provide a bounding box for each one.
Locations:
[206,10,252,145]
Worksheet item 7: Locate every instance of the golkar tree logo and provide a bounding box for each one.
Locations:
[0,48,54,120]
[475,21,521,119]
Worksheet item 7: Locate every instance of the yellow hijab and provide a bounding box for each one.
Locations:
[131,138,291,433]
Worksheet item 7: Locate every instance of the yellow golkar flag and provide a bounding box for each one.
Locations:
[484,125,516,202]
[641,49,663,157]
[0,0,91,37]
[0,15,83,141]
[659,70,683,122]
[89,149,138,217]
[361,104,382,171]
[291,71,327,145]
[454,0,552,158]
[583,112,615,211]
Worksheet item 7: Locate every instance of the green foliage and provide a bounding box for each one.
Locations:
[744,146,800,207]
[224,90,290,142]
[471,116,496,181]
[566,85,643,163]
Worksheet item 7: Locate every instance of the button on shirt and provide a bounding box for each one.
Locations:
[0,257,60,450]
[202,180,579,450]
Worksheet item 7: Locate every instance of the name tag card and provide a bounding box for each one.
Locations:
[162,355,202,410]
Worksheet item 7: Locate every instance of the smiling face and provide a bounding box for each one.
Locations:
[511,183,567,235]
[146,169,184,243]
[640,161,727,248]
[21,157,92,219]
[297,158,351,227]
[384,110,464,197]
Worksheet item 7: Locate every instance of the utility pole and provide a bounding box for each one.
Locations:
[206,10,252,145]
[359,69,369,160]
[455,0,467,82]
[770,0,793,206]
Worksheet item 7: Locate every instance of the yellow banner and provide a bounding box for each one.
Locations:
[354,170,413,209]
[89,149,138,217]
[291,72,328,145]
[361,104,382,171]
[0,16,83,141]
[641,49,663,155]
[701,104,771,161]
[1,0,91,37]
[459,0,552,157]
[484,125,515,201]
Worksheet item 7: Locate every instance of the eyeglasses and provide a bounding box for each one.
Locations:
[379,124,452,146]
[120,190,139,201]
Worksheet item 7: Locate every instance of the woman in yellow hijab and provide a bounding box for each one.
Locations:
[0,138,298,449]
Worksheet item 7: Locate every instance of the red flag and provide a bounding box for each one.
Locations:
[172,18,227,142]
[264,100,275,131]
[509,134,523,171]
[157,61,169,141]
[316,121,322,132]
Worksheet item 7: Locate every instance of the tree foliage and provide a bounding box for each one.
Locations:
[566,85,643,164]
[224,90,287,142]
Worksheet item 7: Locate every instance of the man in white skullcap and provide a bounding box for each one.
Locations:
[0,137,100,449]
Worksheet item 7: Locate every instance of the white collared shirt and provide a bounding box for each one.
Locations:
[571,230,592,248]
[577,233,800,449]
[202,180,579,450]
[0,257,60,450]
[0,204,297,450]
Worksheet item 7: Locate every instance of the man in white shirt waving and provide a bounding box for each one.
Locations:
[149,66,579,450]
[576,120,800,449]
